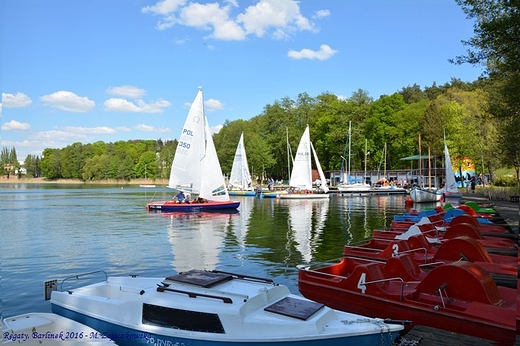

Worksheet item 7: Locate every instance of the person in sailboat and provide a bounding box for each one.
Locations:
[174,191,186,203]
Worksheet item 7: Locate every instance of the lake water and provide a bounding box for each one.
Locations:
[1,184,413,319]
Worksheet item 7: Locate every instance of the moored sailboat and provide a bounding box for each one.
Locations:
[337,122,371,194]
[280,125,329,199]
[409,135,441,203]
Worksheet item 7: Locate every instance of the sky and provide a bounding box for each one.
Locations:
[1,0,486,162]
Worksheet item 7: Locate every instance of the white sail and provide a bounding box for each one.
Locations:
[444,141,458,193]
[201,119,231,201]
[311,141,329,193]
[168,90,205,193]
[289,126,313,190]
[168,89,230,202]
[229,132,252,190]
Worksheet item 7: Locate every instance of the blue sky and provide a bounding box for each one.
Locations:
[1,0,485,162]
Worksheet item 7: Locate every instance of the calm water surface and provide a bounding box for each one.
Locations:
[1,184,412,319]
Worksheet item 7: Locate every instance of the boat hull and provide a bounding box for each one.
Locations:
[49,271,402,346]
[279,193,330,200]
[409,187,441,203]
[371,186,407,195]
[146,200,240,212]
[227,190,256,197]
[298,259,516,345]
[51,305,397,346]
[337,184,371,194]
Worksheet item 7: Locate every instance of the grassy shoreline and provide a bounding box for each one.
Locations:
[0,177,169,186]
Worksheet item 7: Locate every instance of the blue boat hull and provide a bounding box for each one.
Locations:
[51,305,400,346]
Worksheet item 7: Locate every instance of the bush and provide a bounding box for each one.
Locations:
[493,175,518,187]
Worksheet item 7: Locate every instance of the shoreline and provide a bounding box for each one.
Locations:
[0,177,169,186]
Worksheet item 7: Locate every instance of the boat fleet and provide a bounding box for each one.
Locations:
[5,89,518,345]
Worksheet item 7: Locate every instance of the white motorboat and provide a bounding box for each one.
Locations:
[48,269,402,346]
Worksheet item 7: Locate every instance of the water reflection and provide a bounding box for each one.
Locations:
[164,211,239,272]
[281,198,329,264]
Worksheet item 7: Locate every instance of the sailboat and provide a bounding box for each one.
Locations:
[372,143,406,195]
[279,125,329,199]
[228,132,256,196]
[146,88,240,212]
[338,122,371,194]
[409,135,441,203]
[439,132,463,204]
[139,164,156,188]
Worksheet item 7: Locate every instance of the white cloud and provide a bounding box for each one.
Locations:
[287,44,337,61]
[63,126,117,134]
[180,2,245,40]
[40,91,95,113]
[237,0,313,39]
[313,10,330,19]
[142,0,186,30]
[142,0,186,16]
[30,130,89,142]
[2,120,31,131]
[205,98,224,112]
[104,98,171,113]
[135,124,171,133]
[143,0,315,40]
[210,124,223,134]
[2,92,33,108]
[106,85,146,99]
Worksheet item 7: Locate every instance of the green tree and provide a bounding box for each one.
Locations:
[39,148,62,180]
[454,0,520,184]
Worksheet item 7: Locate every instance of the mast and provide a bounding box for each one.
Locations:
[364,139,368,185]
[383,142,387,180]
[348,121,352,184]
[286,127,291,182]
[428,146,432,188]
[418,134,422,187]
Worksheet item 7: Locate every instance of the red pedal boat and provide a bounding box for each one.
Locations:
[391,214,512,237]
[373,222,517,256]
[344,234,517,288]
[298,254,516,345]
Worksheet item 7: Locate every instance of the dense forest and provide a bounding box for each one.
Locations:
[2,1,519,187]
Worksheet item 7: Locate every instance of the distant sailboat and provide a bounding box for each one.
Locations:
[228,132,255,196]
[280,125,329,200]
[372,143,406,195]
[140,164,156,188]
[146,88,240,212]
[338,122,371,194]
[439,132,463,204]
[409,134,441,203]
